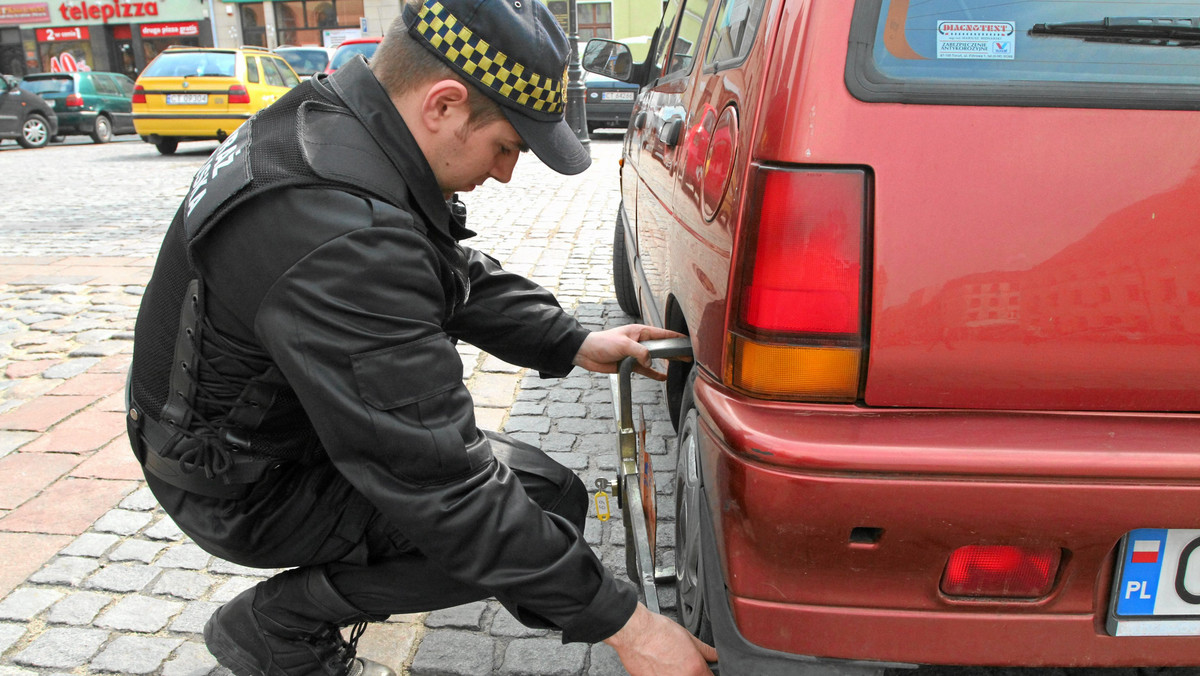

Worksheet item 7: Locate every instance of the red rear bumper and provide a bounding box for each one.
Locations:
[693,375,1200,666]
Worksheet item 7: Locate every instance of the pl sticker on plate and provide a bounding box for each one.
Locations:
[936,21,1016,60]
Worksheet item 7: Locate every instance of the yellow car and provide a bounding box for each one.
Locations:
[133,46,299,155]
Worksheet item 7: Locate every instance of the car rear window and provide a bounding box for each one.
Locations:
[846,0,1200,110]
[143,51,238,78]
[330,42,379,70]
[21,76,73,94]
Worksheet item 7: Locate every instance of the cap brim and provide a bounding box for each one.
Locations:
[502,108,591,176]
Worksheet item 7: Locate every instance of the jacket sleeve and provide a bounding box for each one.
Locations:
[444,247,590,378]
[246,193,635,643]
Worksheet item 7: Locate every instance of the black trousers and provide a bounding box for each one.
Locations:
[229,431,589,621]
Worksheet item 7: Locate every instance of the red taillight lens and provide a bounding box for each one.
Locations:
[941,545,1061,599]
[739,168,864,335]
[228,85,250,104]
[64,93,84,108]
[131,85,146,104]
[726,166,868,402]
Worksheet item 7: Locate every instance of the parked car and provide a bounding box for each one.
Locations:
[20,71,135,143]
[0,73,58,149]
[325,37,383,74]
[132,46,300,155]
[275,45,335,78]
[583,71,637,135]
[585,0,1200,673]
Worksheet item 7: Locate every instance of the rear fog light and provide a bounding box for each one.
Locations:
[941,545,1061,599]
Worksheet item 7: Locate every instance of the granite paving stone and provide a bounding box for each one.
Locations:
[0,623,26,654]
[92,507,154,535]
[0,588,63,620]
[153,569,218,600]
[95,594,185,632]
[28,555,101,585]
[58,532,119,557]
[10,627,108,669]
[45,590,112,625]
[108,538,168,563]
[90,635,184,674]
[209,575,263,603]
[119,486,160,511]
[144,514,186,541]
[499,638,588,675]
[161,640,221,676]
[488,608,549,638]
[168,600,220,634]
[423,601,488,630]
[84,562,161,592]
[157,543,215,570]
[409,630,496,676]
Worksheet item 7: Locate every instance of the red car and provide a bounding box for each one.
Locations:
[325,37,383,74]
[586,0,1200,672]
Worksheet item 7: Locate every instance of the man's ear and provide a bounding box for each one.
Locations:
[419,79,471,133]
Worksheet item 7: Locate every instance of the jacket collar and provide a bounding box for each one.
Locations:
[320,57,464,241]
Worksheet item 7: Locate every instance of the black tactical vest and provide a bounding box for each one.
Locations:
[127,77,469,498]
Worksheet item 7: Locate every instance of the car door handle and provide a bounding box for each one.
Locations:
[661,118,683,147]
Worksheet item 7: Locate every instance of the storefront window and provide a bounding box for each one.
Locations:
[241,3,268,48]
[275,0,363,47]
[40,41,95,73]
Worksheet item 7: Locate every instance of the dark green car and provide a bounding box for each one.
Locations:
[20,72,136,144]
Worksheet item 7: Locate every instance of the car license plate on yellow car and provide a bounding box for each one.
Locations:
[166,93,208,105]
[1108,528,1200,636]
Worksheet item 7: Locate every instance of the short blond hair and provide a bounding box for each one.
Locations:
[370,5,505,128]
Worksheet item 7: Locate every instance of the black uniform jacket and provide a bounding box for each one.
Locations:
[138,58,636,643]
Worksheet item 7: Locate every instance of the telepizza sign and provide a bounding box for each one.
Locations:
[56,0,160,23]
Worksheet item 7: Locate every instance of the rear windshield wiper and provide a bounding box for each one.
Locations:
[1030,16,1200,46]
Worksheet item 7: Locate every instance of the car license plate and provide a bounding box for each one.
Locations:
[1108,528,1200,636]
[166,93,208,105]
[602,91,635,101]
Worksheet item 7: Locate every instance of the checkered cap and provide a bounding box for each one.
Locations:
[404,0,590,174]
[413,0,565,116]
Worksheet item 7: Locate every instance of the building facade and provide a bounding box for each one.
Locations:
[0,0,661,77]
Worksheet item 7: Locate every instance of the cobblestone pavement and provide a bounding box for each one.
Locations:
[0,132,671,675]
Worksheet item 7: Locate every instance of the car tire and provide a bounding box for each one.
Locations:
[91,115,113,144]
[612,209,641,318]
[17,114,49,149]
[675,370,714,644]
[155,138,179,155]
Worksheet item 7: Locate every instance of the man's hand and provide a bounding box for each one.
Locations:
[605,603,717,675]
[573,325,686,381]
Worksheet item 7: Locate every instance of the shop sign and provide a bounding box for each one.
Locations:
[140,20,196,37]
[57,0,160,24]
[36,25,89,40]
[0,2,51,25]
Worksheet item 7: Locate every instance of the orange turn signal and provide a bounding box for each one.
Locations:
[728,336,860,401]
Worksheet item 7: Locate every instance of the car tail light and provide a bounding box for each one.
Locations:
[726,166,869,401]
[132,85,146,104]
[228,85,250,104]
[64,93,84,108]
[941,545,1062,599]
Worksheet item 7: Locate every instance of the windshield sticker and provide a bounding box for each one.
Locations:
[936,21,1015,60]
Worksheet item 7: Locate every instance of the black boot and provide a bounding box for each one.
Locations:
[203,566,396,676]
